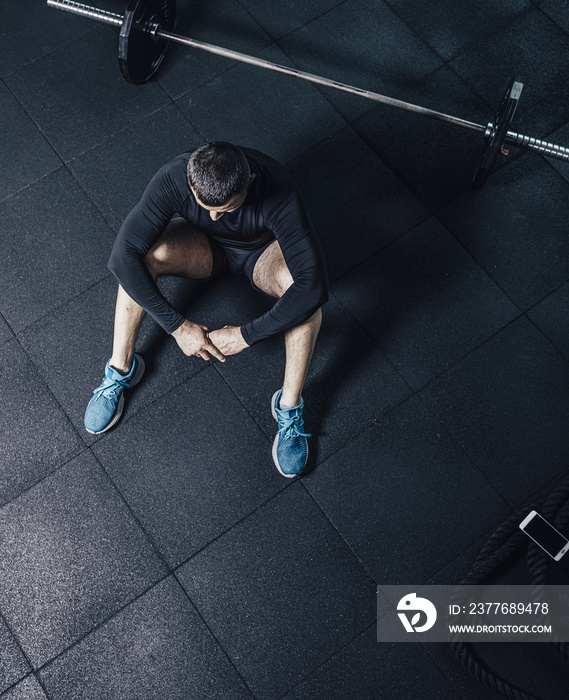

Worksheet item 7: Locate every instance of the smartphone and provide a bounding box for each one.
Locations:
[519,510,569,561]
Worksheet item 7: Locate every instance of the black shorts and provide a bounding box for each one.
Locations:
[208,237,274,287]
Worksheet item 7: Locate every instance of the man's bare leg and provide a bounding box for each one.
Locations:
[252,240,322,408]
[281,308,322,407]
[84,219,218,434]
[252,240,322,475]
[109,286,148,373]
[109,218,215,373]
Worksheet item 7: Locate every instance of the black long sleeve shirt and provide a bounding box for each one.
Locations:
[108,148,328,345]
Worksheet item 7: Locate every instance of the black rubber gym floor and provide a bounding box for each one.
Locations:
[1,0,569,698]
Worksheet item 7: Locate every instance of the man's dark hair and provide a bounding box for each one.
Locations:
[187,142,250,207]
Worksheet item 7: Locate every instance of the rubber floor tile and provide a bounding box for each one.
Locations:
[0,677,48,700]
[540,0,569,34]
[68,104,202,231]
[352,65,497,212]
[92,367,284,568]
[4,27,171,162]
[156,0,273,100]
[279,0,442,122]
[237,0,345,39]
[39,577,253,700]
[0,618,29,695]
[18,275,210,444]
[420,316,569,507]
[332,217,518,390]
[0,339,83,508]
[281,625,460,699]
[177,482,376,700]
[425,527,512,587]
[546,122,569,186]
[0,0,90,77]
[438,156,569,312]
[287,126,428,282]
[0,168,114,334]
[385,0,530,62]
[449,8,569,138]
[0,81,60,202]
[216,293,412,468]
[0,451,167,668]
[527,281,569,362]
[0,314,13,348]
[175,44,346,164]
[305,395,509,584]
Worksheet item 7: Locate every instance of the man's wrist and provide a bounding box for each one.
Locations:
[239,325,251,347]
[170,318,187,336]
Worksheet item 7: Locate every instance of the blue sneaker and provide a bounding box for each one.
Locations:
[271,388,311,477]
[84,354,145,434]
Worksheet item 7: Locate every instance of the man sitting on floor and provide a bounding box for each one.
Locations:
[84,142,329,477]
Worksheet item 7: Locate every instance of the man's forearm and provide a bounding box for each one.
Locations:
[108,249,185,334]
[240,277,328,346]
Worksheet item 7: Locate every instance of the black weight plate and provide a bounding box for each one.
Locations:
[119,0,176,84]
[472,77,523,189]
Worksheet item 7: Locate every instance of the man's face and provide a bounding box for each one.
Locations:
[191,174,255,221]
[194,190,248,221]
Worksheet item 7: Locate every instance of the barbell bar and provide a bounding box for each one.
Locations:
[47,0,569,188]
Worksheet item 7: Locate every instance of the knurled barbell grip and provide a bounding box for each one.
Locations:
[46,0,123,27]
[505,131,569,163]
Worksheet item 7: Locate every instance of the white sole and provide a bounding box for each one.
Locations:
[86,394,125,435]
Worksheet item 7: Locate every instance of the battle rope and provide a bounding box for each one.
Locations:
[451,474,569,700]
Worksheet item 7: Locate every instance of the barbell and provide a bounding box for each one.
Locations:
[47,0,569,188]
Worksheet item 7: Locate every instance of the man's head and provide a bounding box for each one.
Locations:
[187,142,251,220]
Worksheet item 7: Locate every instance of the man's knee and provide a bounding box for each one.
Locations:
[144,242,171,279]
[143,250,159,279]
[253,242,294,297]
[273,266,294,297]
[144,235,182,279]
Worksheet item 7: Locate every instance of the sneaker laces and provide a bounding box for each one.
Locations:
[277,412,311,440]
[93,375,130,400]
